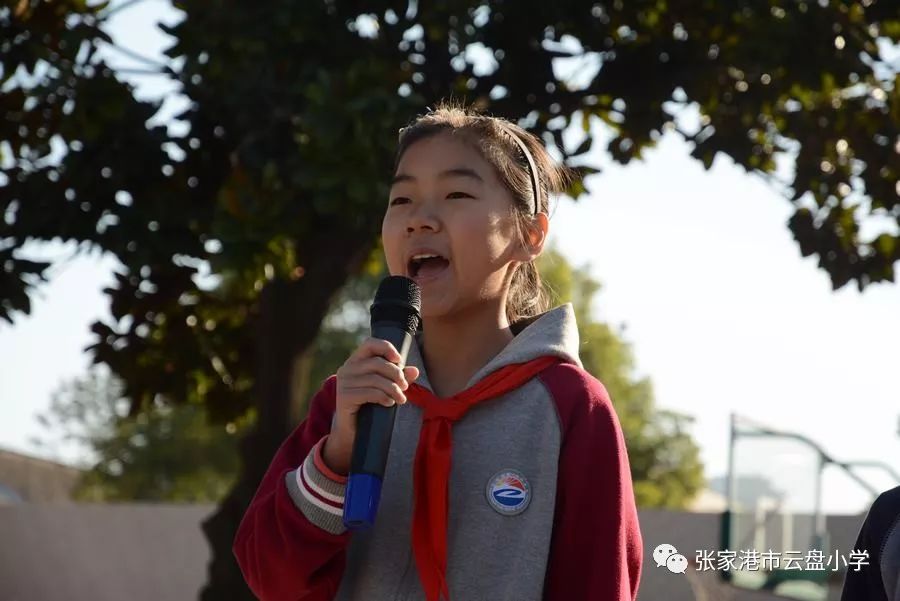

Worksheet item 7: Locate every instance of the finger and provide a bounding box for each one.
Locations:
[342,357,406,390]
[346,374,406,404]
[354,338,401,363]
[403,366,419,382]
[355,356,407,388]
[345,386,400,408]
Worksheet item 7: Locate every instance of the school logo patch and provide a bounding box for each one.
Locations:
[486,470,531,516]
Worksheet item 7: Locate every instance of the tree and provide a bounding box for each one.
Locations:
[32,368,246,502]
[2,1,896,597]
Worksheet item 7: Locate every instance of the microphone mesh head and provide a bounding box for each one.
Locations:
[371,276,421,334]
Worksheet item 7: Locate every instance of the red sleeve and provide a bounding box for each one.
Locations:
[539,364,643,601]
[233,375,351,600]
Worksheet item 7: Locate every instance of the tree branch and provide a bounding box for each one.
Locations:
[112,67,175,77]
[96,39,176,75]
[98,0,151,20]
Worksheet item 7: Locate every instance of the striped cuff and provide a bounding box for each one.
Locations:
[285,437,348,535]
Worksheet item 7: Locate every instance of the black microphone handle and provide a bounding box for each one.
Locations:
[349,322,414,478]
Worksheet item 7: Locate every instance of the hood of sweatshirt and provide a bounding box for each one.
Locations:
[403,302,584,395]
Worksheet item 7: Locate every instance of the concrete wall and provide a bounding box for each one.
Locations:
[0,504,214,601]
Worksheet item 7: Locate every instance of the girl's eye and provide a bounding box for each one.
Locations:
[389,197,410,206]
[447,191,472,199]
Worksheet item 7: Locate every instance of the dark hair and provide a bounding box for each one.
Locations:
[393,100,575,324]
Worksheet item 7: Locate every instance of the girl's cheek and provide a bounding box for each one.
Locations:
[380,227,401,274]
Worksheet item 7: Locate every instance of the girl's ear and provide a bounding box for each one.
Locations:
[520,212,549,261]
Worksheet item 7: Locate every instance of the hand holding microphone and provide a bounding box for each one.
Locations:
[321,276,422,529]
[323,338,420,475]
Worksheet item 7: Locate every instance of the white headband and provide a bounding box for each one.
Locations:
[501,124,541,215]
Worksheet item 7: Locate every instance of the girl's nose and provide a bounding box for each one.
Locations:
[406,201,441,233]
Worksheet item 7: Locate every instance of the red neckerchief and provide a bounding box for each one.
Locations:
[404,356,561,601]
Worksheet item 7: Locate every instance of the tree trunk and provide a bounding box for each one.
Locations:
[199,234,374,600]
[291,348,315,426]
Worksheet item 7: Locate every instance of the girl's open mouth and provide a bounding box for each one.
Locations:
[408,254,451,283]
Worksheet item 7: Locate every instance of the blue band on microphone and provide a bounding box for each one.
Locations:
[343,473,383,531]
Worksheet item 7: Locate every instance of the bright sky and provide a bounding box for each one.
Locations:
[2,1,898,514]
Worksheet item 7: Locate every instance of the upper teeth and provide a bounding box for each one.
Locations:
[412,254,441,261]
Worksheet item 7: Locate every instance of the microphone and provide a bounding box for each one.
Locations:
[343,275,421,530]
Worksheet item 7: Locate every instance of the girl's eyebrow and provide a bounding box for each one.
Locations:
[391,167,484,186]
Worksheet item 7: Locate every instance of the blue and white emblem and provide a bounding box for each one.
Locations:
[486,469,531,515]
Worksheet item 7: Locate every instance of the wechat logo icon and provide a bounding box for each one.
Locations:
[653,543,688,574]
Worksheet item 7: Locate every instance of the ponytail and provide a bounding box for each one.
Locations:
[507,259,552,324]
